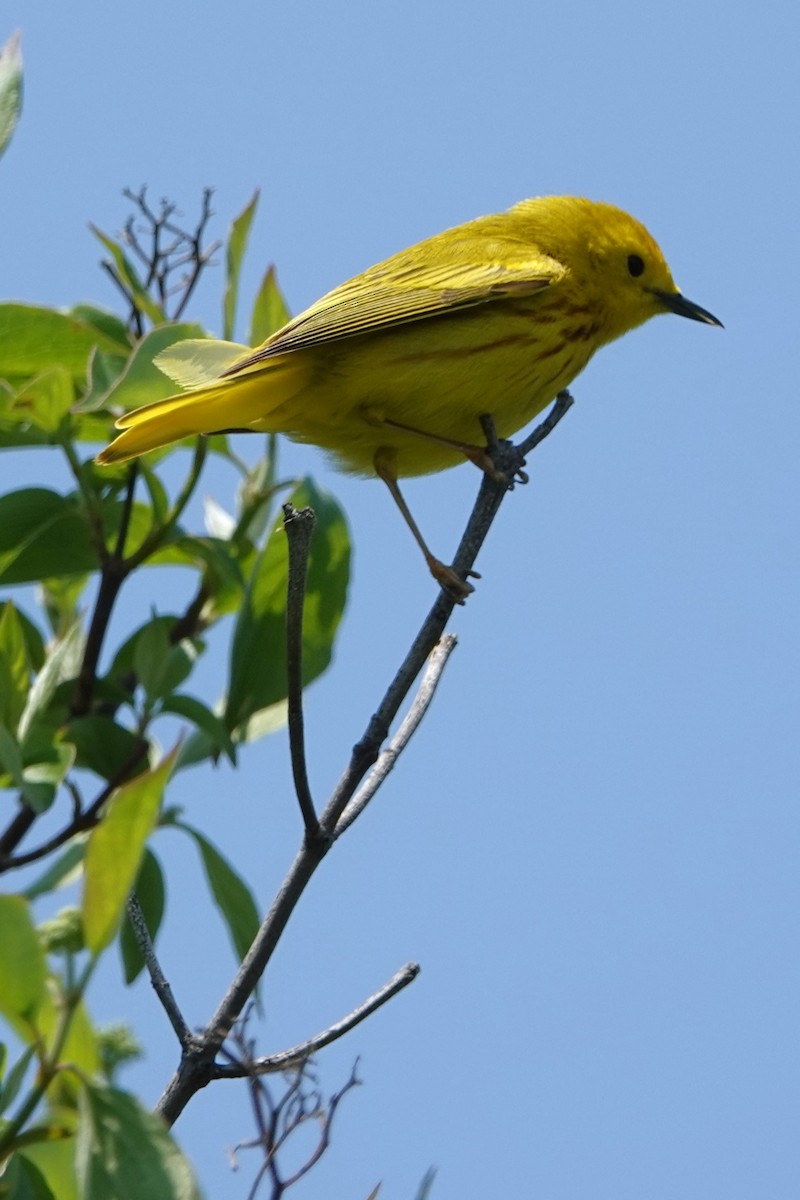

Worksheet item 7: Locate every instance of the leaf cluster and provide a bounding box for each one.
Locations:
[0,179,350,1197]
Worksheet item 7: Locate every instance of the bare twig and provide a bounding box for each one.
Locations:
[155,395,573,1125]
[224,1042,362,1199]
[112,187,220,328]
[518,389,574,456]
[334,635,457,836]
[126,893,194,1048]
[213,963,420,1079]
[282,505,321,841]
[320,391,573,835]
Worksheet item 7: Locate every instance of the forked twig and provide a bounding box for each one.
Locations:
[155,395,573,1125]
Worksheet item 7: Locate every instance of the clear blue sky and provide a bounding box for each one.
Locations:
[3,1,799,1197]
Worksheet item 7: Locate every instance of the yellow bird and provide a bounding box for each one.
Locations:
[97,196,721,597]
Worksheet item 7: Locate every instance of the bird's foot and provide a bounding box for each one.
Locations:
[427,557,479,605]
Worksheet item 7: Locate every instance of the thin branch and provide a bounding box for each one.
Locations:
[319,391,573,836]
[213,963,420,1079]
[280,1061,361,1191]
[518,389,574,456]
[70,467,139,718]
[282,505,321,841]
[170,188,218,321]
[334,635,457,837]
[155,395,573,1125]
[61,439,110,564]
[126,893,194,1047]
[125,438,207,571]
[0,738,148,871]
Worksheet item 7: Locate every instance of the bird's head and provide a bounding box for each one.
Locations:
[516,196,722,343]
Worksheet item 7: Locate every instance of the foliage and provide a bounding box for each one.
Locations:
[0,171,351,1196]
[0,45,571,1196]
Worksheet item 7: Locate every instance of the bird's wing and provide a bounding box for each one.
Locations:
[223,235,564,374]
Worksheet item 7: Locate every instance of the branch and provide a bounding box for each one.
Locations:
[282,504,321,840]
[0,738,148,871]
[334,634,457,837]
[125,438,207,571]
[155,395,572,1125]
[126,893,194,1048]
[320,390,574,834]
[213,963,419,1079]
[70,466,139,718]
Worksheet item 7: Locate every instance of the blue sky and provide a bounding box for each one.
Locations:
[3,0,799,1197]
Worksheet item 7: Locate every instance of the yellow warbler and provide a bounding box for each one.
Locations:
[97,196,721,597]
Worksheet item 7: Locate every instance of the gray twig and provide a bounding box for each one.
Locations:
[213,963,419,1079]
[126,893,194,1047]
[283,504,321,841]
[334,635,457,837]
[155,395,573,1126]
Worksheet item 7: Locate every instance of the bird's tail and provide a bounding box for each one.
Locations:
[96,360,302,465]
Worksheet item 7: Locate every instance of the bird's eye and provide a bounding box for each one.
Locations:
[627,253,645,278]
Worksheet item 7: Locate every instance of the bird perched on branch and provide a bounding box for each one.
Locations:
[97,195,721,598]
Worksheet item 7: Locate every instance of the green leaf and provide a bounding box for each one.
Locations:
[40,574,90,639]
[70,305,131,351]
[0,1153,56,1199]
[35,988,100,1092]
[63,717,144,782]
[225,477,350,733]
[0,489,96,585]
[0,1044,35,1116]
[249,264,291,346]
[138,460,170,525]
[0,32,23,161]
[163,694,236,765]
[0,895,46,1021]
[19,744,76,814]
[228,698,289,744]
[20,1133,79,1200]
[0,721,23,787]
[177,822,260,966]
[0,601,30,731]
[23,841,86,901]
[16,607,46,673]
[89,228,168,328]
[78,322,206,415]
[134,624,198,707]
[82,752,175,954]
[75,1082,200,1200]
[120,848,166,984]
[10,367,74,434]
[108,616,202,696]
[18,620,84,742]
[0,304,123,385]
[81,348,129,412]
[223,189,259,342]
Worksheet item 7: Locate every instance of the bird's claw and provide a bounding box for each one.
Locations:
[428,558,478,604]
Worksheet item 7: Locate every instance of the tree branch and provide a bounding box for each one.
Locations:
[154,395,573,1125]
[334,634,457,837]
[282,504,321,841]
[0,738,148,871]
[213,963,419,1079]
[126,893,194,1048]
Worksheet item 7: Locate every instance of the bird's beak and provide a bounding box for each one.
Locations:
[654,289,723,327]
